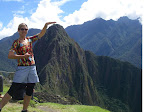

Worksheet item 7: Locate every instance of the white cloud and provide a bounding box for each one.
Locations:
[63,0,143,26]
[0,16,29,40]
[28,0,65,29]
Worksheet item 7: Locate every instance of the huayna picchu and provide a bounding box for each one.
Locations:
[33,24,141,112]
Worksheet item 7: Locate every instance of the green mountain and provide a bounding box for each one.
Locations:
[65,16,142,68]
[33,24,142,112]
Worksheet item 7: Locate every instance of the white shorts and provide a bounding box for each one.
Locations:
[13,66,39,83]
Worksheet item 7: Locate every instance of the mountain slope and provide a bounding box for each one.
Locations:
[34,24,101,106]
[65,16,142,68]
[85,52,141,112]
[33,24,141,112]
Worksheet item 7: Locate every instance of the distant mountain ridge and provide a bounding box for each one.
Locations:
[33,24,141,112]
[65,16,142,68]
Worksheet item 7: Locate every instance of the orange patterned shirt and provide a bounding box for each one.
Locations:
[10,35,39,66]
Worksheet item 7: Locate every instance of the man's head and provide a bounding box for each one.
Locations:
[18,23,28,37]
[18,23,28,31]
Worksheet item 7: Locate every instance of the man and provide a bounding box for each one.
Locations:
[0,22,56,112]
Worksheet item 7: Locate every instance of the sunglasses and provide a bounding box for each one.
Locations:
[20,28,28,31]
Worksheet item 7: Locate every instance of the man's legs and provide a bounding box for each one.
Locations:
[23,95,32,111]
[0,82,17,111]
[22,83,35,111]
[0,93,11,109]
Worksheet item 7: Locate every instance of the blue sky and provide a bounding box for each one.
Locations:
[0,0,143,40]
[0,0,86,27]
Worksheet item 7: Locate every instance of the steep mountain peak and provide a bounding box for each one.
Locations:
[33,23,100,106]
[47,24,68,35]
[83,17,106,25]
[33,24,83,72]
[47,24,64,34]
[41,24,71,44]
[118,16,129,21]
[117,16,141,25]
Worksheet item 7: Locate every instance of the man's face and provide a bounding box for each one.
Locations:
[18,25,28,37]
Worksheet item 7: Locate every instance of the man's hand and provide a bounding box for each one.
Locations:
[8,51,32,59]
[38,22,57,38]
[24,52,32,58]
[45,22,56,27]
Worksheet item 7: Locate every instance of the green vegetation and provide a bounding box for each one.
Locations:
[2,85,9,94]
[0,85,110,112]
[1,102,110,112]
[38,102,110,112]
[1,103,43,112]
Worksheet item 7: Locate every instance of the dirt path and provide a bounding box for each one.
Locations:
[37,106,60,112]
[5,102,60,112]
